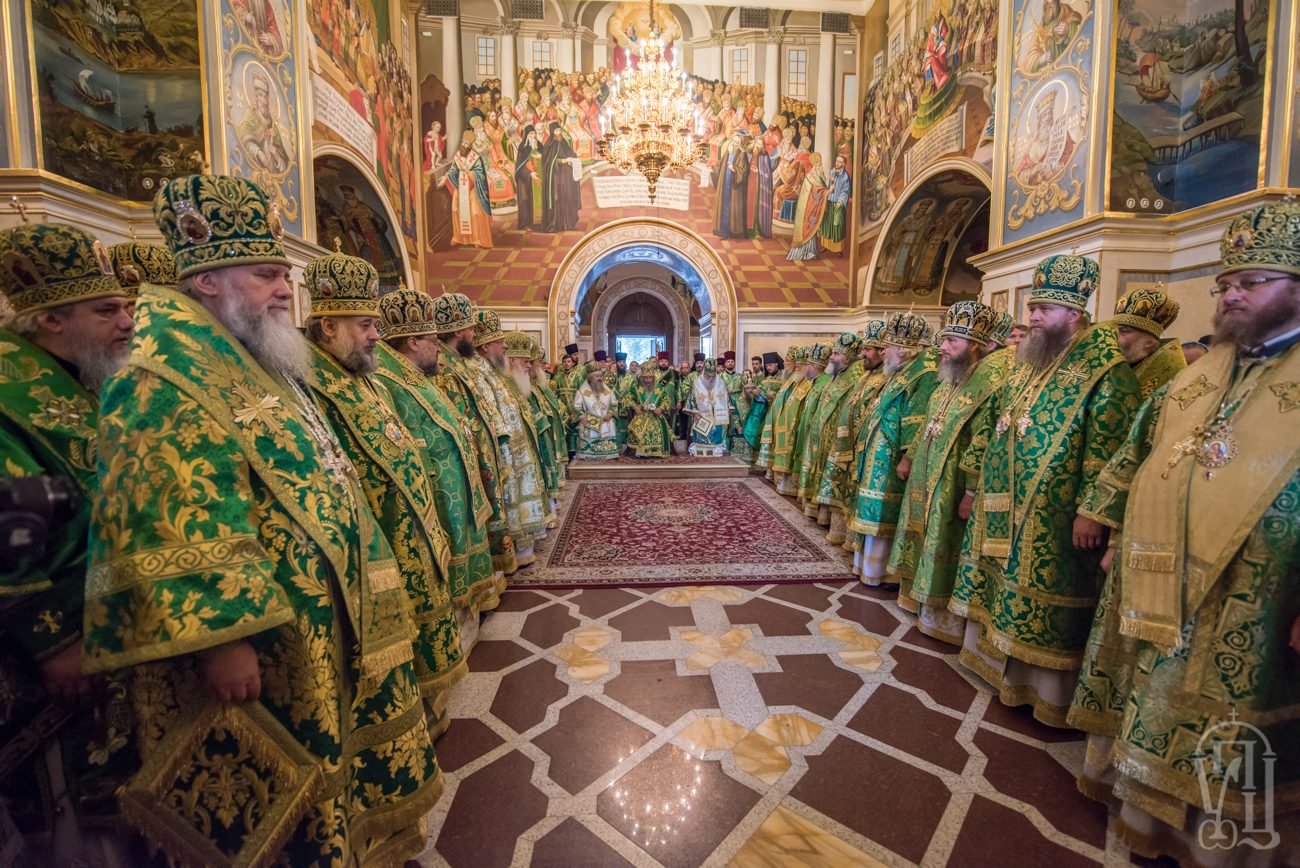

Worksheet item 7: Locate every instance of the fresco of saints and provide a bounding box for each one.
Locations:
[339,184,400,272]
[713,132,751,239]
[787,154,830,261]
[445,132,494,248]
[423,120,446,172]
[608,1,682,71]
[470,116,516,209]
[922,12,953,93]
[819,154,852,255]
[539,122,582,233]
[233,0,284,56]
[237,68,291,174]
[514,125,543,230]
[773,136,812,223]
[1020,0,1084,75]
[1014,87,1081,187]
[560,92,595,161]
[876,197,937,292]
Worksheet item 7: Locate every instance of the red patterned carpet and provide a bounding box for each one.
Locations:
[512,479,856,589]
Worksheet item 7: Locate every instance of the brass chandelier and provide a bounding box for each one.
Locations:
[598,0,703,203]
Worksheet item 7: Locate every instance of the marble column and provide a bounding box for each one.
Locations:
[442,15,464,150]
[763,28,783,124]
[559,25,577,73]
[592,38,610,71]
[814,31,835,169]
[500,18,519,103]
[710,30,726,81]
[570,27,583,73]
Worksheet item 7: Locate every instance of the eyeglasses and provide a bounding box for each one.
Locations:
[1210,275,1293,296]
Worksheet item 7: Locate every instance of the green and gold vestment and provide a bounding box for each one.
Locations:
[754,373,802,470]
[468,356,552,543]
[795,361,864,514]
[307,345,464,728]
[741,372,782,452]
[846,350,939,538]
[1109,343,1300,836]
[889,348,1012,626]
[767,375,819,492]
[1131,337,1186,399]
[950,324,1140,723]
[0,329,136,838]
[374,344,500,618]
[815,366,888,516]
[621,379,674,458]
[436,347,517,575]
[86,286,441,865]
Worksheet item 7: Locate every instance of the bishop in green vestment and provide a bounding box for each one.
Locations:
[531,344,571,486]
[472,312,554,565]
[433,293,518,576]
[302,255,464,736]
[817,322,888,545]
[1066,285,1184,802]
[754,346,807,473]
[621,367,674,457]
[720,351,751,458]
[770,346,826,495]
[505,331,563,507]
[0,225,142,860]
[87,175,442,865]
[740,352,784,453]
[795,333,863,520]
[847,313,938,584]
[951,254,1141,728]
[888,302,1008,646]
[376,289,502,625]
[1112,287,1187,398]
[555,345,582,455]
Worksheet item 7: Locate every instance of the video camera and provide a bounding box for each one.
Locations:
[0,475,78,570]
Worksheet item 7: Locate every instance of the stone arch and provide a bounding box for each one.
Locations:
[864,157,992,307]
[311,145,413,289]
[549,217,737,354]
[592,277,694,363]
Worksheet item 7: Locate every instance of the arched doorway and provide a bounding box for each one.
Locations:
[313,151,410,292]
[591,278,693,362]
[866,162,992,308]
[549,218,738,359]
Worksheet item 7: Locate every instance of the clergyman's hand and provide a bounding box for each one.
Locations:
[199,641,261,704]
[1073,515,1107,551]
[957,491,975,521]
[896,456,912,481]
[1101,545,1116,575]
[39,644,101,706]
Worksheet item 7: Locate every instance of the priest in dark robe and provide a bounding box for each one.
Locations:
[540,122,581,233]
[514,125,542,230]
[748,135,774,239]
[713,131,751,239]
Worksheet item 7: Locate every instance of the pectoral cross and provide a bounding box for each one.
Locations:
[1016,414,1032,436]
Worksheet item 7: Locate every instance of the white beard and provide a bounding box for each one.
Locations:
[511,367,533,398]
[218,290,311,381]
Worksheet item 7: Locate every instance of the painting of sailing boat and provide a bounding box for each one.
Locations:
[29,0,205,201]
[1108,0,1271,214]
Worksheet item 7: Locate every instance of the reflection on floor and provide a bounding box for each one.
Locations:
[413,581,1148,867]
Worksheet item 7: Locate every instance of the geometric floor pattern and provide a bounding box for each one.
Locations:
[510,479,859,590]
[414,580,1149,867]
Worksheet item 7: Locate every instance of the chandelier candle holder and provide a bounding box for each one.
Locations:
[598,5,704,203]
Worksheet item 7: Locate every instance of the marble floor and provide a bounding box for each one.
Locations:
[412,579,1155,867]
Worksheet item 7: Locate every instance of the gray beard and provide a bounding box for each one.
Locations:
[883,357,905,375]
[69,343,130,392]
[336,349,377,375]
[1018,325,1072,372]
[938,355,974,383]
[218,290,311,381]
[826,361,843,375]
